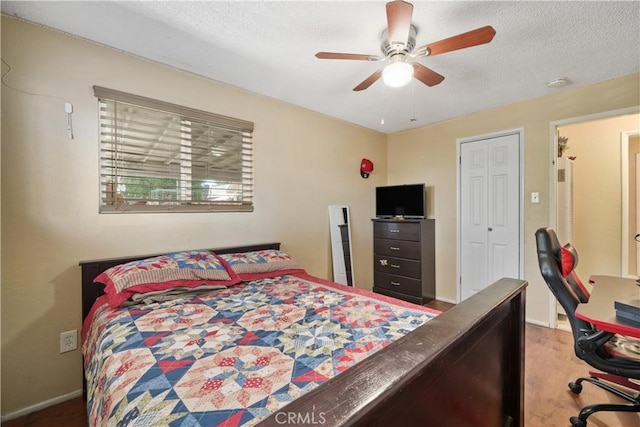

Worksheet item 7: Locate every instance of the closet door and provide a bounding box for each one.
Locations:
[460,133,521,301]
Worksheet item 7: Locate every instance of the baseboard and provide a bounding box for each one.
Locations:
[526,317,550,327]
[0,389,82,422]
[436,296,457,304]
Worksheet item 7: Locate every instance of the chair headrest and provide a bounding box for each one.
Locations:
[559,243,579,278]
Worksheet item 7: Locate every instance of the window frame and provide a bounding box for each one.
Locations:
[94,86,254,214]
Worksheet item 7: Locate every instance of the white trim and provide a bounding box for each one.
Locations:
[548,106,640,128]
[548,123,558,328]
[636,153,640,277]
[547,106,640,328]
[456,138,461,302]
[621,130,640,277]
[622,133,630,275]
[456,128,525,303]
[0,389,83,422]
[526,318,551,328]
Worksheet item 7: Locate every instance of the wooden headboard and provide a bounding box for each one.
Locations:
[79,243,281,322]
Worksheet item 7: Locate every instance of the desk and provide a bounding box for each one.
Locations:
[575,275,640,339]
[588,275,638,286]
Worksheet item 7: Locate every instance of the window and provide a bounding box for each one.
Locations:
[94,86,254,213]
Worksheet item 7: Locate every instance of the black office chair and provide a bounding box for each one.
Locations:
[535,227,640,427]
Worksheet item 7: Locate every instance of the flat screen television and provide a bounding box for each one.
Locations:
[376,184,425,219]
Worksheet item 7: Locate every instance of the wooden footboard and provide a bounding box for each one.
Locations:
[261,277,527,427]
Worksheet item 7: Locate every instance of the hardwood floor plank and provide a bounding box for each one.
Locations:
[524,324,639,427]
[423,299,455,312]
[2,397,87,427]
[4,317,638,426]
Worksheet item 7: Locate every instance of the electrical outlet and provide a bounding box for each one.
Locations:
[60,329,77,353]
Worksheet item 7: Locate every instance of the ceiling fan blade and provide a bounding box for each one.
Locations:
[386,0,414,47]
[315,52,380,61]
[353,70,383,91]
[416,25,496,57]
[413,63,445,87]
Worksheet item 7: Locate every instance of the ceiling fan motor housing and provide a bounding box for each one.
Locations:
[381,25,417,56]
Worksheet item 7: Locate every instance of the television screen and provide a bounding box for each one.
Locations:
[376,184,425,218]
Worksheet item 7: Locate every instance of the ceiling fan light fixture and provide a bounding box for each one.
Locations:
[382,60,413,88]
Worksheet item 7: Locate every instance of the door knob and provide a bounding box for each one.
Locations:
[488,227,493,231]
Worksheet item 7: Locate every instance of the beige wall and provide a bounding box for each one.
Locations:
[387,73,640,323]
[560,115,640,281]
[2,13,640,418]
[0,17,386,414]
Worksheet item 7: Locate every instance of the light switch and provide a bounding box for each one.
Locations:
[531,192,540,203]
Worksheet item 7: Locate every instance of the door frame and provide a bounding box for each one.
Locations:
[621,130,640,278]
[456,128,525,303]
[547,106,640,327]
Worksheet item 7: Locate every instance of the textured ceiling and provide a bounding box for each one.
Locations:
[2,1,639,133]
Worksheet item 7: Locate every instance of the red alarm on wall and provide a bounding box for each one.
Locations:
[360,158,374,178]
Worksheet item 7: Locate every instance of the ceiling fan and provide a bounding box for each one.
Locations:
[315,0,496,91]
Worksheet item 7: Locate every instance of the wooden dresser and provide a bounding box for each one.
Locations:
[372,218,435,304]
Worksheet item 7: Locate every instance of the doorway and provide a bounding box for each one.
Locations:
[549,108,640,327]
[457,129,524,302]
[621,131,640,278]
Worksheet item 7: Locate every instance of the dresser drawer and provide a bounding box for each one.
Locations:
[374,221,421,241]
[374,255,421,278]
[374,272,421,297]
[374,238,421,259]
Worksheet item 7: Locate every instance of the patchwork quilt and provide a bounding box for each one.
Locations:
[83,274,439,426]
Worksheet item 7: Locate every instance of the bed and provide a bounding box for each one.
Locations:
[80,243,527,426]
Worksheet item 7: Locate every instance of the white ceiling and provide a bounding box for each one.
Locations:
[2,1,639,134]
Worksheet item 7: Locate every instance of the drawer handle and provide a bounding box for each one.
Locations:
[390,246,400,251]
[390,264,400,269]
[390,229,400,233]
[391,281,400,286]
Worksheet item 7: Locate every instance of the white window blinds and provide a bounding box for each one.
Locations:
[94,86,254,213]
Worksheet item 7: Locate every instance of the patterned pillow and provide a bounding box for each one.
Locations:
[95,250,240,307]
[219,249,305,280]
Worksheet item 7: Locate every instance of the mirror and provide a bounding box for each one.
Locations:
[328,205,354,286]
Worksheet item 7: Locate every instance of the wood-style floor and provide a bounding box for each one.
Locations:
[3,300,639,427]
